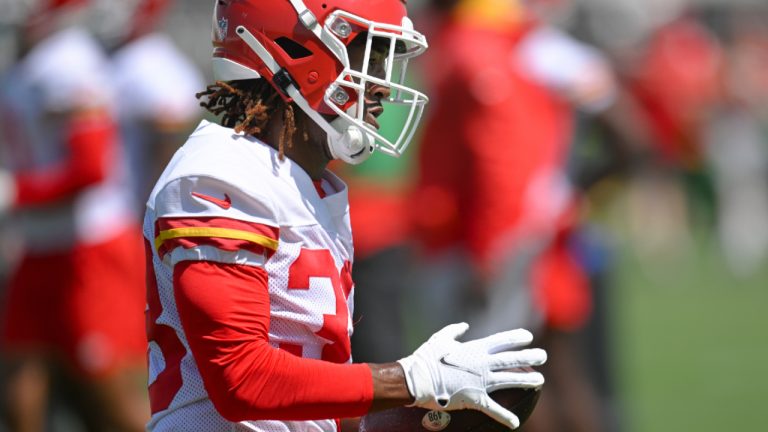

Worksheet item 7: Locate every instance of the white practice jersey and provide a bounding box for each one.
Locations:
[144,120,355,432]
[111,32,205,208]
[0,27,135,252]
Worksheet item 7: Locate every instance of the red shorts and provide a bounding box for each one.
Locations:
[1,226,147,378]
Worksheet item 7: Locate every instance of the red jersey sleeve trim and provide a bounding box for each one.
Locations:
[172,260,373,422]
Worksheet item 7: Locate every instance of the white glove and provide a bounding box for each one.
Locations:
[397,323,546,430]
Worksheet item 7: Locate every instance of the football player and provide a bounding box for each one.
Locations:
[143,0,546,431]
[0,1,148,430]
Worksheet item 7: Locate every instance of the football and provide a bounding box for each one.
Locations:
[359,387,541,432]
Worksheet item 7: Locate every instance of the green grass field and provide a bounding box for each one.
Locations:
[611,231,768,431]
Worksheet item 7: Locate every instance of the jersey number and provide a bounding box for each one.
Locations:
[287,248,353,363]
[145,240,185,414]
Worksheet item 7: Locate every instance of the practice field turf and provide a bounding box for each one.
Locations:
[612,233,768,432]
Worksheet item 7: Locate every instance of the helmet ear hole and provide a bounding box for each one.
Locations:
[274,37,313,59]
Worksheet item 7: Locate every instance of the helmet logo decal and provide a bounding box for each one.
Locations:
[216,17,229,42]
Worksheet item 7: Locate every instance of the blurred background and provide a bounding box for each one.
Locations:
[1,0,767,431]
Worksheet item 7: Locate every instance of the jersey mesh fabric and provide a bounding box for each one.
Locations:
[264,224,354,361]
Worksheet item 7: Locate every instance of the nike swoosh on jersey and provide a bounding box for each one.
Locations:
[191,191,232,210]
[439,355,481,377]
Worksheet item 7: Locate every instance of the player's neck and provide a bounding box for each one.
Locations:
[283,142,331,181]
[263,117,331,181]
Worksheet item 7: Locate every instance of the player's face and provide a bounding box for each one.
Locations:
[347,34,391,131]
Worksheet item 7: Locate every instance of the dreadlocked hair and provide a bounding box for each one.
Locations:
[196,79,298,160]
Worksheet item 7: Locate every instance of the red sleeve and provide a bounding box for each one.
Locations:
[13,110,114,207]
[173,260,374,422]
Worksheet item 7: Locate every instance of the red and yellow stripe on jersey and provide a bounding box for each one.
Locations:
[154,217,279,259]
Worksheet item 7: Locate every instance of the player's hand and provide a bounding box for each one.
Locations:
[397,323,546,430]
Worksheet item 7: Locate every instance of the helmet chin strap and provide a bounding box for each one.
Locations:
[327,117,375,164]
[236,25,373,165]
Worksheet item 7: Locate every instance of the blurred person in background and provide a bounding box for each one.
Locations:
[621,9,724,263]
[0,1,148,431]
[615,3,768,278]
[702,5,768,277]
[410,0,620,431]
[512,2,628,431]
[98,0,205,214]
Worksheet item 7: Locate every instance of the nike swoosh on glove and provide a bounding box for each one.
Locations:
[397,322,547,430]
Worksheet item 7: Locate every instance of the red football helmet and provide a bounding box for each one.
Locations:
[212,0,429,164]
